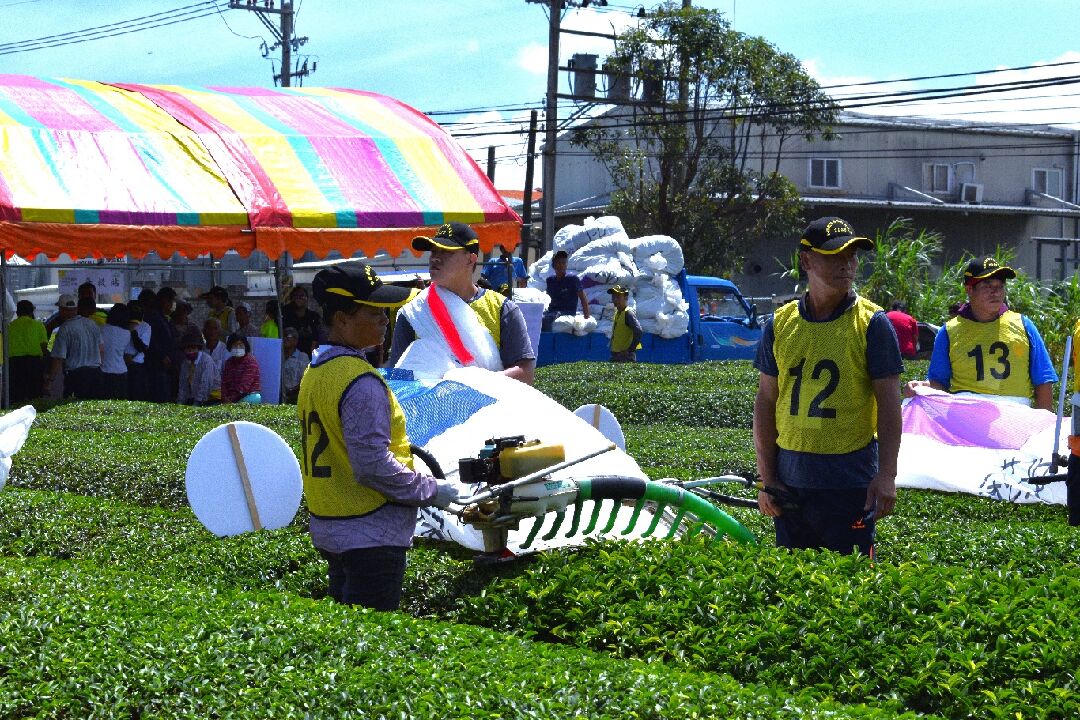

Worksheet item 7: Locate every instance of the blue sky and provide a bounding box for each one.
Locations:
[3,0,1080,189]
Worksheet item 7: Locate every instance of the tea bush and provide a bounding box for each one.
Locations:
[0,556,916,720]
[3,360,1078,718]
[10,401,301,509]
[448,538,1080,719]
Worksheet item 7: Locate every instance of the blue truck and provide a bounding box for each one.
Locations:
[535,270,763,366]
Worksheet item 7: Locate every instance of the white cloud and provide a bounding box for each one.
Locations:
[517,42,549,75]
[559,6,638,60]
[514,7,641,77]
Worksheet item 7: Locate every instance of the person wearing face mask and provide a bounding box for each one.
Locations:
[301,262,460,610]
[220,332,261,403]
[176,329,219,406]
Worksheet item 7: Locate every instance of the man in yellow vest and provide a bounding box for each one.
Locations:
[912,258,1056,409]
[608,285,642,362]
[389,222,536,384]
[299,262,459,610]
[753,217,903,555]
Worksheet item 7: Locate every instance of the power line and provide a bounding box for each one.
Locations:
[425,59,1080,128]
[819,58,1080,92]
[441,71,1080,141]
[0,1,227,56]
[213,1,263,41]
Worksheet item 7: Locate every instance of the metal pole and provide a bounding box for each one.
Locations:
[1,252,8,410]
[281,1,293,87]
[521,109,539,258]
[274,256,286,404]
[541,0,561,253]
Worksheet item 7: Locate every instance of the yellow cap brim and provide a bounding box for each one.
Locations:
[800,236,873,254]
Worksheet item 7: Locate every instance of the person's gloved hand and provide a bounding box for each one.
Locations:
[431,481,460,509]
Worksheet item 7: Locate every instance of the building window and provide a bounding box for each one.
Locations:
[809,158,840,188]
[924,163,951,193]
[1033,168,1063,198]
[954,162,976,186]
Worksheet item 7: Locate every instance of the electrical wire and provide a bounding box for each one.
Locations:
[437,71,1080,141]
[213,1,263,41]
[0,1,227,56]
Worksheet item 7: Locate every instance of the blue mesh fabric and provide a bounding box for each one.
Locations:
[381,367,416,382]
[387,377,497,447]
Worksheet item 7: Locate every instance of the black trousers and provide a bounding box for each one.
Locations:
[318,546,408,611]
[9,355,44,405]
[63,366,102,400]
[773,486,875,556]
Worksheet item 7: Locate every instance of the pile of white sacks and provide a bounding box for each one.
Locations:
[526,216,690,338]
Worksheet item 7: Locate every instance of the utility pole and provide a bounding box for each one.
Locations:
[521,109,539,257]
[676,0,691,191]
[542,0,561,253]
[527,0,611,251]
[228,1,314,87]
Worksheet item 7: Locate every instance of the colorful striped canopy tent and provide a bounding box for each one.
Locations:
[0,75,520,260]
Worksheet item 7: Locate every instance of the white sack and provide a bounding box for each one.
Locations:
[0,405,36,490]
[526,251,553,290]
[509,286,551,309]
[628,234,684,276]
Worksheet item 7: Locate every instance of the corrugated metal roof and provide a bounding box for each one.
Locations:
[836,111,1077,139]
[802,195,1080,217]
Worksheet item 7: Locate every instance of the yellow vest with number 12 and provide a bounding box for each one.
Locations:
[297,354,414,518]
[773,297,880,454]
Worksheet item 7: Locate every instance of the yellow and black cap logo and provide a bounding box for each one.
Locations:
[799,216,873,254]
[964,257,1016,287]
[311,261,413,309]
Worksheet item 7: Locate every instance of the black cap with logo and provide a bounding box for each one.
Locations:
[311,262,413,309]
[963,257,1016,287]
[799,217,873,254]
[412,222,480,253]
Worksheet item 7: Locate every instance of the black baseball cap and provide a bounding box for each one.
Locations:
[311,262,413,309]
[964,257,1016,287]
[799,217,873,254]
[412,222,480,253]
[607,284,630,295]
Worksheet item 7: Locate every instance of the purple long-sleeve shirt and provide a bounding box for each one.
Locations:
[308,344,439,552]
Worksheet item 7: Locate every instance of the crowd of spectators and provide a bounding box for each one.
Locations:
[8,282,329,407]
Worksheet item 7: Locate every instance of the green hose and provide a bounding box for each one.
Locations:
[576,477,757,546]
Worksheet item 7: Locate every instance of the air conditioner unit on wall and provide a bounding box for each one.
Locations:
[960,183,984,204]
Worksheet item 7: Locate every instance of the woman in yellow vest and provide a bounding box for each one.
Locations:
[608,285,642,362]
[300,262,459,610]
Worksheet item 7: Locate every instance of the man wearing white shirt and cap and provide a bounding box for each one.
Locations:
[388,222,535,384]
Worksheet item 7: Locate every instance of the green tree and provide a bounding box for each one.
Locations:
[570,2,836,276]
